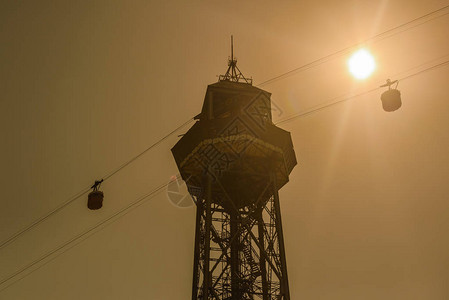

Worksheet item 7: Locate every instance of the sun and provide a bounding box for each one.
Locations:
[348,49,376,79]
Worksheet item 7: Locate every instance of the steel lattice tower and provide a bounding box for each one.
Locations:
[172,37,297,299]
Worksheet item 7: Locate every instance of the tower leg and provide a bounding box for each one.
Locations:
[191,200,202,300]
[257,210,269,300]
[202,176,212,299]
[272,174,290,300]
[230,212,242,299]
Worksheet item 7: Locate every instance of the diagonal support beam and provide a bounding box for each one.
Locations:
[214,178,283,281]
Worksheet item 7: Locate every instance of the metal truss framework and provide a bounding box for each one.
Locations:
[189,175,290,300]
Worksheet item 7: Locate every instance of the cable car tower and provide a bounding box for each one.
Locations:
[172,37,297,299]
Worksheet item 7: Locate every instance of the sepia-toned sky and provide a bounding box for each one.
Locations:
[1,1,449,299]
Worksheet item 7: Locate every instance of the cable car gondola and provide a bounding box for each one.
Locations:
[88,179,104,210]
[380,79,401,112]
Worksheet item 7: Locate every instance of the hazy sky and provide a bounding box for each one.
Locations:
[1,1,449,299]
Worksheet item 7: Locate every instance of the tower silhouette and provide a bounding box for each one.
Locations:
[172,37,297,299]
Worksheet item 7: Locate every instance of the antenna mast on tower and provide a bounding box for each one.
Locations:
[219,36,252,84]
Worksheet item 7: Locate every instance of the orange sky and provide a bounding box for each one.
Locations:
[1,1,449,299]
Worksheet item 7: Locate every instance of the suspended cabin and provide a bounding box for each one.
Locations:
[380,79,401,112]
[88,191,104,210]
[381,89,401,112]
[88,179,104,210]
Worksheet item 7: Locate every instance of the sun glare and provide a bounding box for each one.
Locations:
[348,49,376,79]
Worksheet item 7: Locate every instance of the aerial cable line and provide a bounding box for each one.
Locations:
[275,59,449,125]
[0,175,179,292]
[1,4,447,251]
[256,4,449,87]
[0,187,91,250]
[102,119,194,181]
[399,59,449,81]
[0,119,194,250]
[275,87,380,125]
[2,59,448,293]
